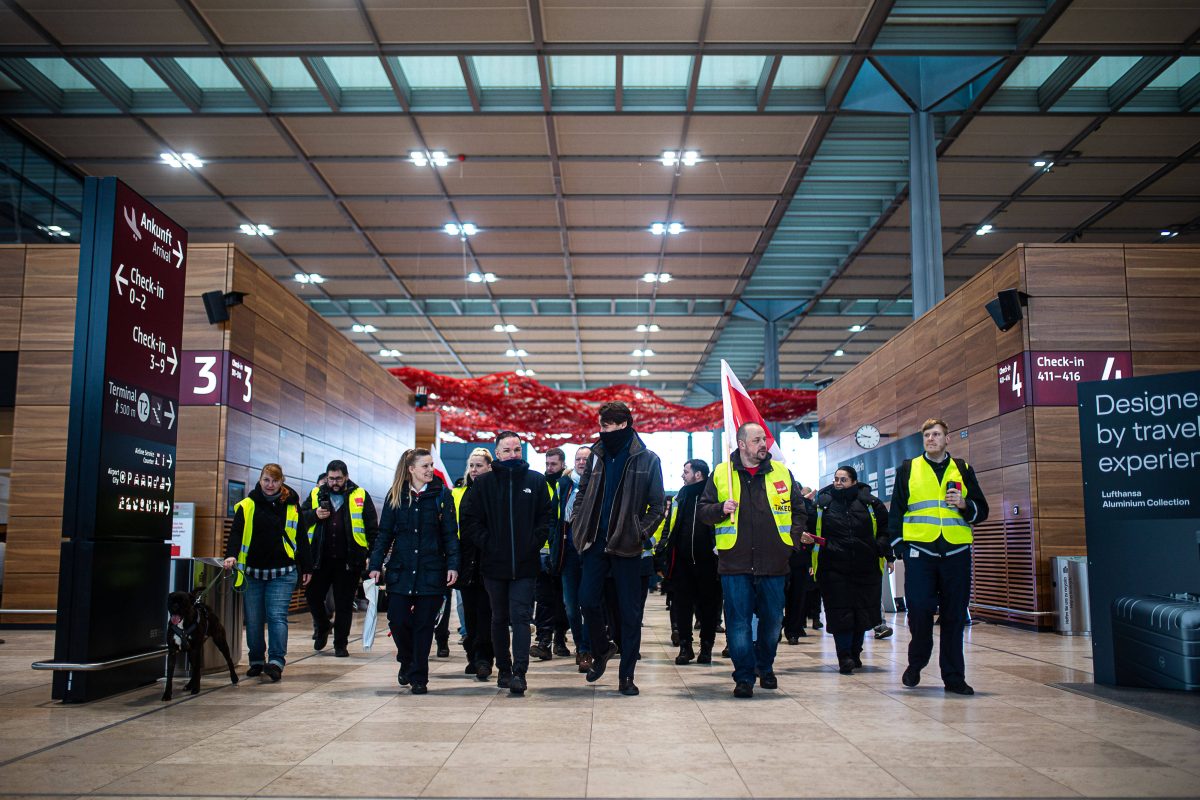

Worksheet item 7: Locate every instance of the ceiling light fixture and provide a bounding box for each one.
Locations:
[629,368,649,377]
[516,368,536,377]
[834,349,845,357]
[493,323,519,333]
[1160,229,1179,238]
[660,150,700,167]
[161,152,203,169]
[848,324,865,332]
[642,272,672,283]
[444,222,478,237]
[505,348,528,358]
[649,222,685,235]
[975,223,994,236]
[378,349,401,358]
[468,271,497,283]
[294,272,324,284]
[38,224,70,237]
[239,223,275,236]
[410,150,451,168]
[351,324,377,333]
[632,348,655,357]
[636,324,660,333]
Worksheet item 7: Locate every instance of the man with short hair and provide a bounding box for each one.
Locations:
[665,459,722,665]
[889,418,988,695]
[302,460,379,657]
[531,447,571,660]
[571,402,666,696]
[699,423,807,698]
[557,446,593,673]
[459,431,555,696]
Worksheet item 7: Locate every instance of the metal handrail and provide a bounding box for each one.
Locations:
[31,648,168,672]
[970,602,1054,616]
[0,609,56,614]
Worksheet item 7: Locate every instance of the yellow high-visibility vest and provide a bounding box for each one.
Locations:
[306,486,369,548]
[901,457,973,545]
[232,497,299,587]
[711,460,794,551]
[451,486,468,537]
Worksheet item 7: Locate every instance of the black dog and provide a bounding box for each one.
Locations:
[163,589,238,700]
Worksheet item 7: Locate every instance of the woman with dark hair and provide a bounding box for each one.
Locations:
[224,463,312,682]
[369,448,459,694]
[454,447,496,679]
[801,465,891,675]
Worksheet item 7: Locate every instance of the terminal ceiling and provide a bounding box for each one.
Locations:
[1,0,1198,408]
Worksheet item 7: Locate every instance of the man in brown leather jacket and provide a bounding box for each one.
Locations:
[571,402,666,696]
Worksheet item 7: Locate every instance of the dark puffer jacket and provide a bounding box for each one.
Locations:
[808,482,890,634]
[458,459,555,581]
[369,477,460,596]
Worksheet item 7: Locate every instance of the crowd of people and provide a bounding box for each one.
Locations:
[223,409,987,698]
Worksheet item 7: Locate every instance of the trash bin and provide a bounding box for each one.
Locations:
[173,557,243,675]
[1051,556,1091,635]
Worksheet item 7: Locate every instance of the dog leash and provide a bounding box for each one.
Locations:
[193,569,229,606]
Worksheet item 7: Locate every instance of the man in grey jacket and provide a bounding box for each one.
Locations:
[571,402,666,696]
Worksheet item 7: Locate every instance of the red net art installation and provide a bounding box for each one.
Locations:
[390,367,816,450]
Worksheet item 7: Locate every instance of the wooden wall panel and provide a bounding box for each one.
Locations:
[1026,297,1129,350]
[18,297,76,350]
[0,246,26,295]
[11,406,70,461]
[1132,350,1200,375]
[14,350,72,404]
[1032,406,1081,462]
[1024,245,1126,296]
[1128,297,1198,350]
[1125,246,1200,297]
[0,297,21,348]
[22,247,79,297]
[1030,461,1083,518]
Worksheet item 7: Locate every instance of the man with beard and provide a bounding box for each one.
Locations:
[699,423,807,698]
[571,402,666,696]
[531,448,571,660]
[665,459,721,666]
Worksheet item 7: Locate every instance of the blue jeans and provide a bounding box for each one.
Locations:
[243,569,298,668]
[722,573,786,685]
[560,543,589,654]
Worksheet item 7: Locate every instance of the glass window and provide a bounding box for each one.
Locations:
[174,58,243,90]
[774,56,837,89]
[549,55,615,89]
[623,55,693,89]
[778,431,820,490]
[1148,56,1200,89]
[99,58,169,90]
[252,57,317,90]
[397,56,466,89]
[471,56,540,89]
[26,58,93,90]
[698,55,766,89]
[324,57,390,89]
[1072,56,1142,89]
[999,56,1067,89]
[640,432,690,493]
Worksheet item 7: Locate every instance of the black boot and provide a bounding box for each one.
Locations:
[674,642,695,665]
[837,650,855,675]
[696,640,713,664]
[852,648,863,669]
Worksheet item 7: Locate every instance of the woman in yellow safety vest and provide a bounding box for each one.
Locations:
[800,465,890,675]
[455,447,496,680]
[223,463,312,683]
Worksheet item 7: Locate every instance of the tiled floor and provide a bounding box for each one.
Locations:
[1,600,1198,799]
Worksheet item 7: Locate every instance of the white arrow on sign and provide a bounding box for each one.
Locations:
[172,240,184,269]
[167,453,173,469]
[164,400,176,430]
[114,263,128,295]
[164,476,172,493]
[167,346,178,375]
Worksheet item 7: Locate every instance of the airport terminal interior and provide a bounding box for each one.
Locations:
[1,0,1200,798]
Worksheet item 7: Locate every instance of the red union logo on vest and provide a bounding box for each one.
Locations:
[774,481,787,494]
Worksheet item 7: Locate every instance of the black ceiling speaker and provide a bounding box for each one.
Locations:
[202,290,248,325]
[985,288,1027,332]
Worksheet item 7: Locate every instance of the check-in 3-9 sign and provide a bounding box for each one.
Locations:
[180,350,255,412]
[998,351,1132,414]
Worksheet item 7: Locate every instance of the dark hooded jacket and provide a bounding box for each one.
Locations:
[807,482,890,634]
[458,459,555,581]
[570,432,666,558]
[370,477,460,596]
[665,479,717,574]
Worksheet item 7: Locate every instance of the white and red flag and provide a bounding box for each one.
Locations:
[430,440,451,487]
[720,359,785,465]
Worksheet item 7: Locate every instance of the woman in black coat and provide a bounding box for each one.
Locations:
[801,466,890,675]
[368,448,459,694]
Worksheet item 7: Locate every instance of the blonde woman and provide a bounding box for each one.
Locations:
[223,464,311,682]
[453,448,496,679]
[368,449,459,694]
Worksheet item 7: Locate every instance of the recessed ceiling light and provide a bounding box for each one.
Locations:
[641,272,672,283]
[467,271,497,283]
[848,324,865,332]
[160,152,182,168]
[516,368,536,377]
[352,324,377,333]
[681,150,700,166]
[629,368,649,377]
[493,323,519,333]
[505,348,528,358]
[636,323,660,333]
[445,222,479,237]
[180,152,203,168]
[632,348,656,358]
[661,150,678,167]
[649,222,666,236]
[658,272,672,283]
[240,223,275,236]
[834,349,845,357]
[378,348,401,358]
[38,224,70,237]
[649,222,684,236]
[1160,229,1178,238]
[430,150,450,167]
[975,223,994,236]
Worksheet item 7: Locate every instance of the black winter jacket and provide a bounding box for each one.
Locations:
[458,459,555,581]
[547,473,575,575]
[225,484,312,574]
[370,478,460,596]
[807,483,890,634]
[299,479,379,570]
[665,480,717,573]
[571,434,666,558]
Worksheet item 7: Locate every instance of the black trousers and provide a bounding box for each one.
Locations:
[581,547,645,681]
[783,562,811,638]
[460,582,494,667]
[305,559,360,648]
[483,576,535,675]
[904,547,971,685]
[671,558,722,645]
[534,571,568,644]
[388,593,442,686]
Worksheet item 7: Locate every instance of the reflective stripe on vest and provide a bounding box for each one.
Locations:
[711,460,793,551]
[812,501,877,577]
[233,497,299,588]
[307,486,369,548]
[901,457,973,545]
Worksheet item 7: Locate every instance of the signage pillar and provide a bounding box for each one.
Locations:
[53,177,188,702]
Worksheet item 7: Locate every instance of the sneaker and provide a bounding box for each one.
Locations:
[733,681,754,698]
[577,653,593,674]
[944,682,975,695]
[508,673,527,695]
[436,642,450,658]
[411,683,428,695]
[529,642,552,661]
[497,670,513,689]
[619,677,639,696]
[586,643,618,683]
[758,672,778,690]
[245,664,264,679]
[475,661,492,681]
[264,663,282,682]
[874,623,893,639]
[902,665,921,687]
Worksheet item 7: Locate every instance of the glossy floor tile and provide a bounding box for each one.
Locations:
[1,600,1198,798]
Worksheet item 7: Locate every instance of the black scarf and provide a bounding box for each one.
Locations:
[599,425,635,454]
